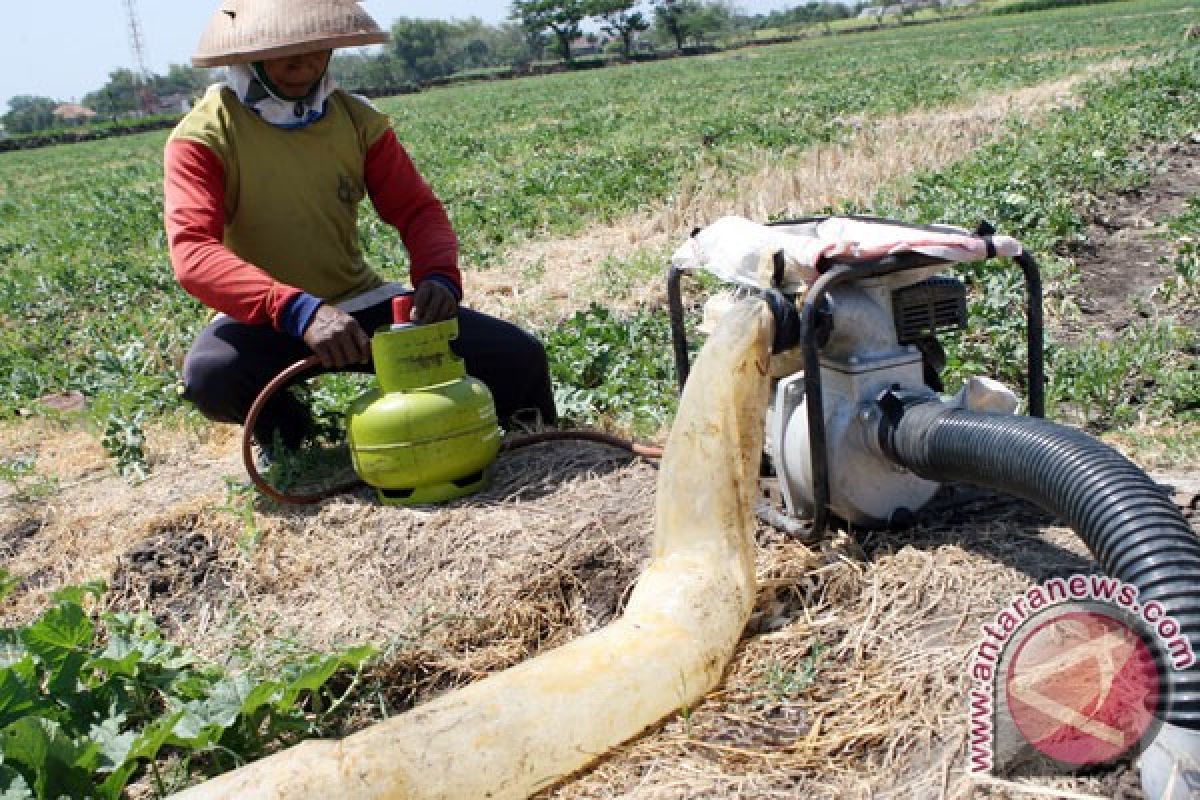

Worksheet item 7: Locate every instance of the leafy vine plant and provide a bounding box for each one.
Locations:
[0,576,374,799]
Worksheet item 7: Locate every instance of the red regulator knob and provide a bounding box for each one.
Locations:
[392,294,414,325]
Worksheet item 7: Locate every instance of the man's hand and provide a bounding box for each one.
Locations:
[412,281,458,323]
[302,304,371,368]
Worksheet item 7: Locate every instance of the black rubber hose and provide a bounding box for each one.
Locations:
[882,402,1200,730]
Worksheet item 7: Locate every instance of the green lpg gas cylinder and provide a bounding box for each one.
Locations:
[347,312,502,506]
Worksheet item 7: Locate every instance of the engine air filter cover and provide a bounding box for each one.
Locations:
[891,276,967,344]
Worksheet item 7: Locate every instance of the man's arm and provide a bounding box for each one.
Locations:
[364,129,463,317]
[163,138,317,332]
[164,139,369,366]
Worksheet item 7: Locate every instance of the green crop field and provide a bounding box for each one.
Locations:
[1,1,1198,795]
[384,0,1193,261]
[0,0,1195,447]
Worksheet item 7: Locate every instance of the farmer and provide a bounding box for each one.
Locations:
[163,0,556,456]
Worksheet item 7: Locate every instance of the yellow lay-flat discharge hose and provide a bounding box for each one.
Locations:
[176,298,774,800]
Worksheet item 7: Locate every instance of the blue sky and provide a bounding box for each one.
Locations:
[2,0,802,111]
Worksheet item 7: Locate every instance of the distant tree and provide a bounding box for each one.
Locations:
[456,18,544,68]
[786,1,847,33]
[687,1,736,42]
[332,51,411,92]
[590,0,650,57]
[464,37,492,67]
[335,18,539,89]
[518,23,549,64]
[451,17,496,69]
[2,95,57,134]
[651,0,702,49]
[156,64,215,96]
[491,20,544,66]
[82,69,143,116]
[391,18,459,81]
[510,0,592,62]
[784,0,853,27]
[74,65,211,118]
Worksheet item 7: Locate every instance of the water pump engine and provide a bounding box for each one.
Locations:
[669,215,1028,530]
[767,271,971,527]
[668,215,1200,798]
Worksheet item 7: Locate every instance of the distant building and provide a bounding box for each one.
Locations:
[154,93,193,115]
[858,5,904,19]
[52,103,98,125]
[858,0,945,19]
[569,36,606,57]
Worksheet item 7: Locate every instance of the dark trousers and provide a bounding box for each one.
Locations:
[182,302,557,448]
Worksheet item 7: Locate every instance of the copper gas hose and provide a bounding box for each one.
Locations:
[241,356,664,505]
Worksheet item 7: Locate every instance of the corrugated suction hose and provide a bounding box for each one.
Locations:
[880,401,1200,730]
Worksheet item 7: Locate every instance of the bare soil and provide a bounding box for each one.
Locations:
[109,517,232,627]
[1063,136,1200,340]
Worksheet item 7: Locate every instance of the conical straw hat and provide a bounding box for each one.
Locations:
[193,0,389,67]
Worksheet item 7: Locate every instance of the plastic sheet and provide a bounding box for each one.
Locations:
[671,215,1023,294]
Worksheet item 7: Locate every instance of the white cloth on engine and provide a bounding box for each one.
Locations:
[671,215,1024,291]
[671,216,820,292]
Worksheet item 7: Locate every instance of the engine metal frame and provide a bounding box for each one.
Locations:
[666,215,1045,538]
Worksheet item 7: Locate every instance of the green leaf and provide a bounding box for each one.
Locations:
[88,633,144,679]
[19,604,93,697]
[0,765,33,800]
[339,645,377,669]
[20,604,94,665]
[168,708,218,750]
[238,680,285,717]
[171,675,264,749]
[98,612,196,675]
[275,646,376,708]
[126,712,183,763]
[95,763,138,800]
[0,718,99,800]
[50,581,106,607]
[225,673,287,722]
[165,668,221,702]
[87,713,135,771]
[278,655,343,707]
[91,712,183,800]
[0,669,44,730]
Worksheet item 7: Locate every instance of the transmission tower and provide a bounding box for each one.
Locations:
[121,0,156,112]
[122,0,150,78]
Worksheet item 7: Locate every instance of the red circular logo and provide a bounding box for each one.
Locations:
[1005,609,1162,766]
